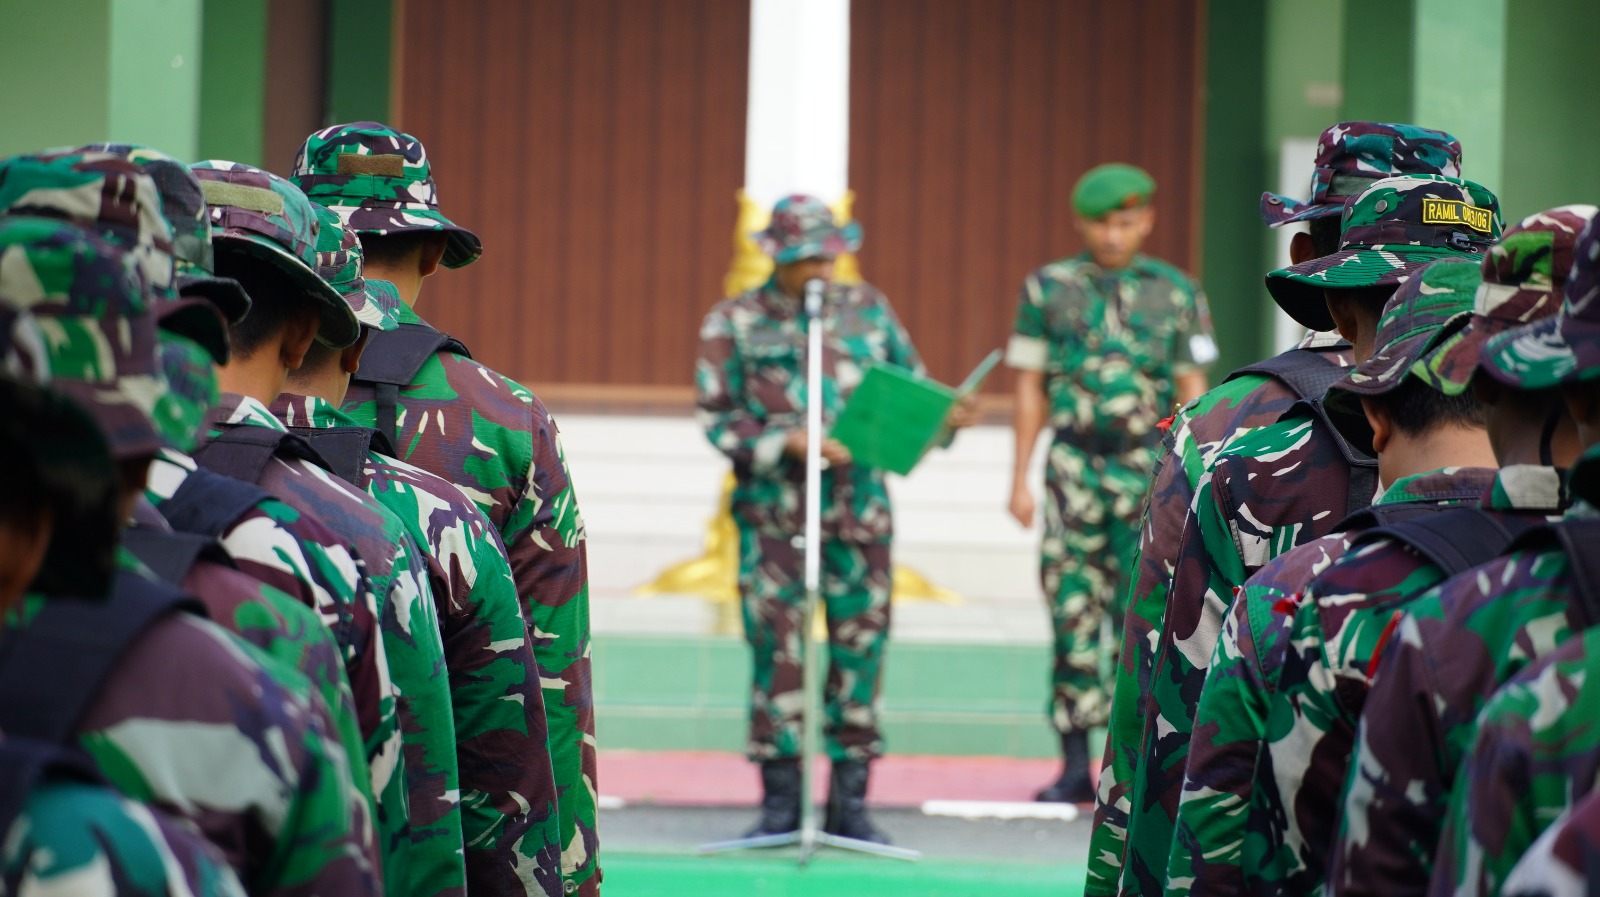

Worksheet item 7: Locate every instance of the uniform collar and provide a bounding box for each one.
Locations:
[270,393,357,430]
[1482,465,1568,513]
[1377,466,1500,505]
[208,391,289,435]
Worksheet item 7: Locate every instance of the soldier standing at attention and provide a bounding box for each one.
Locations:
[290,123,601,897]
[1006,163,1216,803]
[696,195,974,845]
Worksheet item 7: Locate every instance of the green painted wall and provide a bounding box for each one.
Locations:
[1499,0,1600,221]
[326,0,392,125]
[1412,0,1506,197]
[1200,0,1271,376]
[108,0,202,160]
[0,0,111,157]
[198,0,266,165]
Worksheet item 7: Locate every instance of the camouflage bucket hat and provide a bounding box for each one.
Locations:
[0,149,176,302]
[1260,122,1463,227]
[755,194,863,265]
[313,203,398,333]
[154,327,221,453]
[191,161,360,349]
[82,143,253,325]
[1482,211,1600,390]
[291,122,482,268]
[1413,205,1595,395]
[1266,174,1503,331]
[0,216,167,460]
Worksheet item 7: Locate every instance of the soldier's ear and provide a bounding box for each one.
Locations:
[418,232,448,279]
[1361,396,1394,455]
[340,329,372,376]
[1288,232,1316,266]
[278,307,322,371]
[0,505,53,613]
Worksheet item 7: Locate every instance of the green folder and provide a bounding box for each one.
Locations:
[830,349,1002,475]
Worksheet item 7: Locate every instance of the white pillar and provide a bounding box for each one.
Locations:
[744,0,851,210]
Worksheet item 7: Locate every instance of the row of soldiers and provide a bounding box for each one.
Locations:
[0,126,599,896]
[1088,120,1600,897]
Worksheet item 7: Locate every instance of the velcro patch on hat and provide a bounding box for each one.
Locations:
[200,181,284,216]
[337,154,406,177]
[1422,199,1493,234]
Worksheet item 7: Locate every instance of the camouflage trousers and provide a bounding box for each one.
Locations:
[1041,439,1155,734]
[737,524,893,762]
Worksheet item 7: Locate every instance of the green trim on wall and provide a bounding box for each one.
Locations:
[108,0,202,161]
[0,0,110,158]
[1499,0,1600,222]
[1200,0,1272,374]
[198,0,266,165]
[326,0,392,125]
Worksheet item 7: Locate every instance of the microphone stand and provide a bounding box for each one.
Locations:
[700,278,921,866]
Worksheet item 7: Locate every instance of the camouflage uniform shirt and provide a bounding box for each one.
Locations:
[275,393,563,897]
[1328,495,1596,897]
[696,276,925,542]
[1497,791,1600,897]
[201,393,462,897]
[1091,332,1352,895]
[1168,466,1537,897]
[340,301,599,896]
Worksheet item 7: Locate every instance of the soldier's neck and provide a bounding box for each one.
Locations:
[216,354,290,407]
[361,259,424,309]
[1378,425,1498,491]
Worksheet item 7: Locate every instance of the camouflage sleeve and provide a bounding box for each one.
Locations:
[876,291,927,378]
[1004,273,1050,371]
[430,500,564,896]
[380,533,467,897]
[1166,583,1285,897]
[695,305,790,475]
[1171,284,1219,375]
[1089,419,1196,896]
[506,402,599,896]
[3,781,249,897]
[1327,612,1446,897]
[1501,797,1600,897]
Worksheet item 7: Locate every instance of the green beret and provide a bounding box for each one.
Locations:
[1073,163,1156,219]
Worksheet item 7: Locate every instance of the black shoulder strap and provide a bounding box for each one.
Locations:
[159,465,273,541]
[353,322,472,447]
[288,426,396,487]
[1357,508,1536,578]
[0,738,105,840]
[0,571,205,744]
[120,527,231,587]
[1334,499,1458,534]
[1286,395,1379,517]
[1224,347,1350,402]
[190,425,332,485]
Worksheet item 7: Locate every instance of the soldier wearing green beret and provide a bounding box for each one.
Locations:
[1005,162,1216,803]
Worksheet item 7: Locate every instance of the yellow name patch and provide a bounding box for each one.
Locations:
[1421,199,1492,234]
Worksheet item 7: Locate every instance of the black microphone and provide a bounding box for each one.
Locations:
[803,278,825,317]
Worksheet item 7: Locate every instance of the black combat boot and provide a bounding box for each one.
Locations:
[745,759,802,837]
[823,760,890,844]
[1035,730,1095,803]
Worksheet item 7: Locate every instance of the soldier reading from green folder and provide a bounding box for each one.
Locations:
[695,194,976,846]
[1006,163,1216,803]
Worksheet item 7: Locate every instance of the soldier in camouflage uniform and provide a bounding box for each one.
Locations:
[189,160,467,897]
[1330,208,1600,897]
[697,194,969,844]
[1114,173,1502,896]
[1005,162,1217,804]
[1167,259,1506,897]
[291,123,601,895]
[272,206,564,897]
[1089,123,1463,894]
[1499,792,1600,897]
[0,214,381,895]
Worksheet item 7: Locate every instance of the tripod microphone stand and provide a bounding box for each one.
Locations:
[699,277,921,866]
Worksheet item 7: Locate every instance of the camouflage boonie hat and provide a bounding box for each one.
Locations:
[1413,205,1595,395]
[154,327,221,453]
[754,194,863,265]
[82,143,253,325]
[1267,174,1502,331]
[312,203,398,333]
[0,216,168,459]
[1260,122,1463,227]
[0,149,176,302]
[191,161,360,349]
[1482,210,1600,390]
[291,122,482,268]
